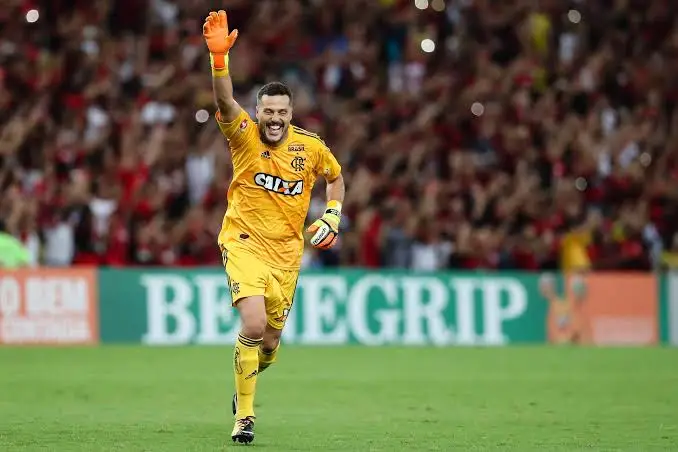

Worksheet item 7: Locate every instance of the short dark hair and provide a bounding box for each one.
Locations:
[257,82,293,105]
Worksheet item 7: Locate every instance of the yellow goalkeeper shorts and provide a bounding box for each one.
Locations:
[220,246,299,330]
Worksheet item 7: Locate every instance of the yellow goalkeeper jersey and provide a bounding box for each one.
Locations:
[216,109,341,270]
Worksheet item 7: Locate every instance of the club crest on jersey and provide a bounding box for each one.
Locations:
[254,172,304,196]
[291,156,306,171]
[239,119,248,133]
[288,143,305,153]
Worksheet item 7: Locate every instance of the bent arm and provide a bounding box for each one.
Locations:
[326,173,345,204]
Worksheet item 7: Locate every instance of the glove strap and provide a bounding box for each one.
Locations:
[325,200,342,217]
[210,53,229,77]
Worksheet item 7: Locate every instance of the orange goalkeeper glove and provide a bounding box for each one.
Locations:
[307,201,342,250]
[203,10,238,75]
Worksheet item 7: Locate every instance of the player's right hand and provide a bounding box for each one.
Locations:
[203,10,238,62]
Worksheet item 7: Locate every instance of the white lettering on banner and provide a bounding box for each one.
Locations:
[132,273,531,346]
[285,275,531,346]
[142,275,196,345]
[193,275,238,344]
[2,317,90,343]
[0,273,95,345]
[26,277,88,314]
[480,279,527,345]
[450,278,478,345]
[348,275,400,345]
[299,276,348,344]
[0,277,21,315]
[402,277,452,345]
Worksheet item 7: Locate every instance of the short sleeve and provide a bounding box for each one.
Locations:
[315,145,342,181]
[216,109,256,151]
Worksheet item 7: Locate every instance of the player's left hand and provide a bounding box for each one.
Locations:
[307,204,341,250]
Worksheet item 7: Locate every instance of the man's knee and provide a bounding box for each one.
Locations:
[261,336,280,354]
[262,325,282,353]
[236,296,267,338]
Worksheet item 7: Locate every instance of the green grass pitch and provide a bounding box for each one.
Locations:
[1,346,677,451]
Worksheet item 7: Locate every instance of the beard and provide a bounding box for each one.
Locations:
[259,120,287,145]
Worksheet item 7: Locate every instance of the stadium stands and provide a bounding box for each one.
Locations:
[1,0,677,270]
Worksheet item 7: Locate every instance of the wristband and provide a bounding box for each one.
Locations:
[326,200,342,217]
[210,53,229,77]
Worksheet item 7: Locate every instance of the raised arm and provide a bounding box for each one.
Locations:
[203,10,241,122]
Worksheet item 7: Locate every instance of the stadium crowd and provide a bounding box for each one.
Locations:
[1,0,678,271]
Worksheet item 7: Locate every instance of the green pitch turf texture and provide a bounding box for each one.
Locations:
[1,346,677,451]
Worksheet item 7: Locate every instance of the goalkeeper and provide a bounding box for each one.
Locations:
[203,9,345,444]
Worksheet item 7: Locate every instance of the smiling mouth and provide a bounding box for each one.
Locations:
[267,123,283,134]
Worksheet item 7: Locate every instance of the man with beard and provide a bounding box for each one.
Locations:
[203,10,345,444]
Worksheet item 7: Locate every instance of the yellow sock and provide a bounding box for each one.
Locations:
[234,333,262,419]
[258,343,280,373]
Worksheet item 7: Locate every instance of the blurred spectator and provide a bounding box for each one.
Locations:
[43,209,76,266]
[0,220,31,268]
[2,0,678,271]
